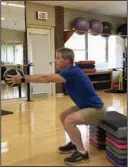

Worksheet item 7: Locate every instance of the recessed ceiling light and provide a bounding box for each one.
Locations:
[1,2,25,8]
[1,17,5,20]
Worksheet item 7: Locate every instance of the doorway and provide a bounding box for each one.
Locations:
[27,27,55,96]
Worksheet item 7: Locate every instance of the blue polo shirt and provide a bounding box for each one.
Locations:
[59,66,104,109]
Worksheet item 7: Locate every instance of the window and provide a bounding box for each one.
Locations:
[65,32,107,63]
[1,45,6,63]
[88,34,107,63]
[108,35,116,68]
[1,43,23,64]
[65,33,86,62]
[7,45,14,63]
[64,32,125,70]
[14,44,23,64]
[108,35,125,68]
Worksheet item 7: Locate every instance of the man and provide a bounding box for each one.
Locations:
[7,47,105,165]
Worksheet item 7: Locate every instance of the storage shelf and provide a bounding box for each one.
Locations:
[87,71,111,76]
[87,71,112,90]
[92,80,111,84]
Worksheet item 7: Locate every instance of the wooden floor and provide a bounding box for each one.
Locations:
[1,90,127,166]
[1,83,26,100]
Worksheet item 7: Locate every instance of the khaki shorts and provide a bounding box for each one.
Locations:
[73,105,106,125]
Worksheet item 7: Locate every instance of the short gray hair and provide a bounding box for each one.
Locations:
[57,47,75,65]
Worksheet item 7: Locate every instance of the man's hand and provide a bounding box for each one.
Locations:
[6,74,22,85]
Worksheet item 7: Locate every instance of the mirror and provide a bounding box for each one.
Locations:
[1,1,26,100]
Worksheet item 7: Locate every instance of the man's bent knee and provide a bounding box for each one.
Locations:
[59,106,79,124]
[64,115,75,129]
[59,112,65,124]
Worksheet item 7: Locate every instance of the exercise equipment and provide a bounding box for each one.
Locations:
[89,19,103,35]
[89,125,105,133]
[101,21,113,38]
[4,68,24,87]
[89,133,105,142]
[91,111,128,166]
[106,142,127,155]
[101,34,110,37]
[71,17,89,35]
[89,124,106,150]
[75,60,96,73]
[106,132,127,167]
[106,151,127,165]
[1,110,13,115]
[75,60,95,65]
[76,64,95,69]
[90,136,106,145]
[1,64,33,116]
[90,138,106,150]
[106,154,126,167]
[117,23,127,39]
[99,111,127,139]
[1,63,33,101]
[106,137,127,150]
[105,68,127,93]
[1,66,6,80]
[106,146,127,159]
[105,52,127,93]
[98,112,127,167]
[89,129,106,140]
[106,133,127,144]
[82,69,96,73]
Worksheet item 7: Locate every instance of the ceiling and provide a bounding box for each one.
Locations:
[1,1,25,31]
[1,1,126,31]
[34,1,127,18]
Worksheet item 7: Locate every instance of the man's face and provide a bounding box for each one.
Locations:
[55,52,70,70]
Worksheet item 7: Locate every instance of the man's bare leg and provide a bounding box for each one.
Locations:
[64,111,86,152]
[58,106,79,153]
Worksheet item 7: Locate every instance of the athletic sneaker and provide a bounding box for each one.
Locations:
[64,150,90,165]
[58,142,77,153]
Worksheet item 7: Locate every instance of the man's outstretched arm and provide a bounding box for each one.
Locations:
[24,73,65,83]
[6,73,65,85]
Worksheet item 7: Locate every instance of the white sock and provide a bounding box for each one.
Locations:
[72,142,75,145]
[78,150,88,155]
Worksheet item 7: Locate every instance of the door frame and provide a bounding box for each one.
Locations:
[27,25,55,96]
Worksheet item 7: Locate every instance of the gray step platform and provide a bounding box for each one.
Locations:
[106,142,127,155]
[106,133,127,144]
[106,146,127,159]
[99,111,127,139]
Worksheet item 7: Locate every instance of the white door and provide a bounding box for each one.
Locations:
[27,28,54,96]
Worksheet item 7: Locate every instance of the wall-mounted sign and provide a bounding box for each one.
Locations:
[36,11,48,21]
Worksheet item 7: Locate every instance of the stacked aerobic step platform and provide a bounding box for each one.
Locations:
[99,111,127,167]
[89,124,106,150]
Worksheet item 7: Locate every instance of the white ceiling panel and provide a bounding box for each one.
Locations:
[1,1,25,31]
[34,1,127,18]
